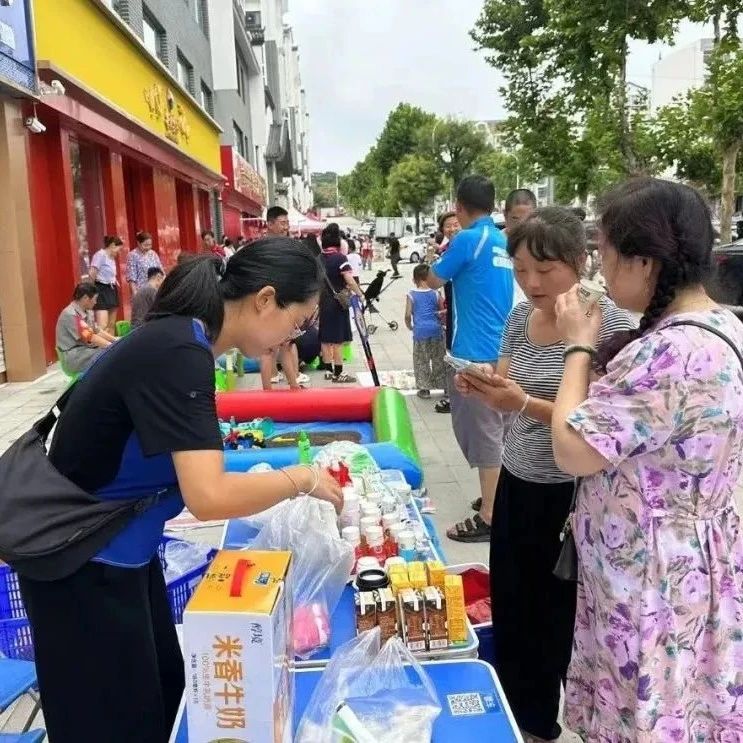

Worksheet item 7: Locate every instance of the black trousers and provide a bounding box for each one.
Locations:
[390,256,401,276]
[490,467,577,740]
[19,558,184,743]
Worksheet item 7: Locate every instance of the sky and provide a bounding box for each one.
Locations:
[288,0,712,174]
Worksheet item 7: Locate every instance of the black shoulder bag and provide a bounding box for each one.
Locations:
[0,384,162,581]
[554,319,743,582]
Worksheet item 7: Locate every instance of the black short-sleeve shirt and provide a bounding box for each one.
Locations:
[50,315,223,567]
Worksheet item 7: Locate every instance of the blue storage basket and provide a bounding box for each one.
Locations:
[0,537,216,660]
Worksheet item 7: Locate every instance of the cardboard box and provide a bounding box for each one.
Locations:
[183,550,294,743]
[426,561,446,590]
[423,586,448,650]
[355,591,377,636]
[398,588,426,652]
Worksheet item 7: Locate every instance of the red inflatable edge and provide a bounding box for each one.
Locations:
[216,388,378,422]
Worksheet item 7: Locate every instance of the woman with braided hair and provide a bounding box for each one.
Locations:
[552,178,743,741]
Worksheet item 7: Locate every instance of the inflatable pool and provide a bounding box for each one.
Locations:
[217,387,423,487]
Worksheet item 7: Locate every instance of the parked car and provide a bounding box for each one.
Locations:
[705,240,743,308]
[386,234,428,263]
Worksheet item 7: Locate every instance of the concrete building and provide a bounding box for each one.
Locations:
[205,0,267,237]
[651,38,714,111]
[241,0,312,211]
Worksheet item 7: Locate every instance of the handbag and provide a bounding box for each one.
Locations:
[553,319,743,583]
[0,384,163,581]
[324,273,352,311]
[553,479,580,582]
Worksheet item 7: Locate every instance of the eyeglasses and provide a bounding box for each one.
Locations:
[284,306,319,342]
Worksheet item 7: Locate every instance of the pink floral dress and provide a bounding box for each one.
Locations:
[565,309,743,742]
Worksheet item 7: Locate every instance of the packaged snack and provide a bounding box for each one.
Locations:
[398,588,426,652]
[355,591,377,636]
[389,571,412,596]
[444,574,467,644]
[423,586,448,650]
[426,561,446,590]
[375,588,398,643]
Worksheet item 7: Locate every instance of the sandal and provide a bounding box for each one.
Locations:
[332,373,357,384]
[435,397,451,414]
[417,389,431,399]
[447,514,491,543]
[471,497,482,512]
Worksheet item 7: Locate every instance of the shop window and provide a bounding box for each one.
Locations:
[143,7,167,65]
[233,122,246,158]
[69,139,105,281]
[236,46,247,103]
[200,81,214,116]
[177,50,194,95]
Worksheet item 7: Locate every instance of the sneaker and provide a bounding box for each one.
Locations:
[332,372,357,384]
[271,372,285,384]
[417,389,431,399]
[324,371,334,381]
[296,372,311,385]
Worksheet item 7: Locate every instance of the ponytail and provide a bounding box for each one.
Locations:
[147,238,323,340]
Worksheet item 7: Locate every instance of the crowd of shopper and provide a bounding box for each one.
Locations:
[444,176,743,741]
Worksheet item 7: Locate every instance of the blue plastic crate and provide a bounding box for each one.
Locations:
[0,537,217,660]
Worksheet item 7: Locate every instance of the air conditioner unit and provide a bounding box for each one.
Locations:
[245,11,262,30]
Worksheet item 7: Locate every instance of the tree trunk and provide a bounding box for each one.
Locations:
[719,142,740,245]
[617,37,637,175]
[415,210,421,234]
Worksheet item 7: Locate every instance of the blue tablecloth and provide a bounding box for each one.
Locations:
[172,659,520,742]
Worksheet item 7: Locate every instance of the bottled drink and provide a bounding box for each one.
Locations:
[297,430,312,465]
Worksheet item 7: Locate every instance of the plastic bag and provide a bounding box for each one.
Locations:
[250,498,354,659]
[313,440,379,476]
[296,628,441,743]
[162,539,213,583]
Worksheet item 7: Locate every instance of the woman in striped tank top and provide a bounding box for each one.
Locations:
[455,207,635,742]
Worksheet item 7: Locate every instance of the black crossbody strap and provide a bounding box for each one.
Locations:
[33,382,78,442]
[663,320,743,370]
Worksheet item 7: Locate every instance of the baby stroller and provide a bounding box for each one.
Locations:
[362,269,399,335]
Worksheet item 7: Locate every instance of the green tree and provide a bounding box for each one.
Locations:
[472,0,684,192]
[338,150,386,216]
[420,119,492,190]
[474,149,539,205]
[374,103,436,178]
[387,154,442,231]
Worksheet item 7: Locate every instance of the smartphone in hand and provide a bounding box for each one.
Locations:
[444,354,492,383]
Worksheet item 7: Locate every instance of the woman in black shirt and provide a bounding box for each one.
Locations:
[17,238,342,743]
[318,223,363,383]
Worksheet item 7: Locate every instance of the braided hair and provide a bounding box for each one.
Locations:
[595,178,714,371]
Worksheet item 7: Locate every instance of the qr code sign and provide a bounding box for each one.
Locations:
[448,692,486,716]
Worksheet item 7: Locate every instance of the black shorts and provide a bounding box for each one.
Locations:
[94,282,119,311]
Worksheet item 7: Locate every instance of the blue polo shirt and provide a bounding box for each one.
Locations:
[432,215,513,361]
[49,316,223,568]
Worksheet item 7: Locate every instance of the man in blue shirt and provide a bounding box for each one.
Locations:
[429,175,514,542]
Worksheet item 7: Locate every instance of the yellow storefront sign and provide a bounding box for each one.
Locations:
[34,0,220,172]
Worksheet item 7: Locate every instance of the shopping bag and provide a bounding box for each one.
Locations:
[250,497,354,658]
[296,627,442,743]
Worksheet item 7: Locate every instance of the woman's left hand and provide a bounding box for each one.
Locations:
[555,285,602,346]
[455,372,527,412]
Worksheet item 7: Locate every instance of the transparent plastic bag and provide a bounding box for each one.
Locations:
[250,498,354,659]
[313,440,379,476]
[162,539,213,583]
[296,628,441,743]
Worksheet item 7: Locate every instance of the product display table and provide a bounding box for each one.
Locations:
[170,659,523,742]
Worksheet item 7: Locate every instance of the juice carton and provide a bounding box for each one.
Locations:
[375,588,398,643]
[444,573,467,644]
[398,588,426,652]
[426,560,446,590]
[389,571,412,595]
[423,586,448,651]
[183,550,294,743]
[408,562,428,590]
[355,591,377,636]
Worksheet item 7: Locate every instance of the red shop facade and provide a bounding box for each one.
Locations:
[28,70,224,364]
[219,145,266,241]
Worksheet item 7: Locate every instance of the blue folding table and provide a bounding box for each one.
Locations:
[170,658,522,742]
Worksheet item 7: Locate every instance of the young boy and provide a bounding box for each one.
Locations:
[405,264,446,399]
